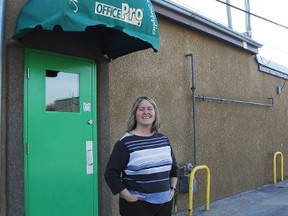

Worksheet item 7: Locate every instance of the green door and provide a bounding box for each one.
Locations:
[24,49,98,216]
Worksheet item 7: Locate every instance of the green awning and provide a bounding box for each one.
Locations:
[14,0,159,59]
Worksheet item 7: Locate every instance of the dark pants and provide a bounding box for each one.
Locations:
[119,198,173,216]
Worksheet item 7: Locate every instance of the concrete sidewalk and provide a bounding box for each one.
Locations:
[173,179,288,216]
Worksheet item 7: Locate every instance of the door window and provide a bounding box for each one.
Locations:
[45,70,80,112]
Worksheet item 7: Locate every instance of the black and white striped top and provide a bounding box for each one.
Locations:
[105,132,178,204]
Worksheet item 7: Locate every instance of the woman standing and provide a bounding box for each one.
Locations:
[105,96,178,216]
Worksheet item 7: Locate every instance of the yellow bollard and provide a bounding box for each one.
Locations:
[188,165,210,216]
[273,152,284,184]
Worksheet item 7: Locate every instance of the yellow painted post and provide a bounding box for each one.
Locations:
[188,165,210,216]
[273,152,284,184]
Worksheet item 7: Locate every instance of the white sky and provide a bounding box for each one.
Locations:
[170,0,288,67]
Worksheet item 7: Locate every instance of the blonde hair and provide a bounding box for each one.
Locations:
[127,96,160,133]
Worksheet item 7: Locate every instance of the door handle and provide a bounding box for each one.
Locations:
[86,141,93,174]
[87,119,93,125]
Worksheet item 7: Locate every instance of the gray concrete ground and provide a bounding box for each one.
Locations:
[173,179,288,216]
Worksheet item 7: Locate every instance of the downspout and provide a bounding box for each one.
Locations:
[186,53,197,166]
[0,0,5,190]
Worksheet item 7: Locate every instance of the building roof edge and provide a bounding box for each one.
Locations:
[152,0,262,54]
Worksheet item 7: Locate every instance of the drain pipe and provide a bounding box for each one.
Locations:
[186,53,197,166]
[0,0,5,185]
[196,95,274,107]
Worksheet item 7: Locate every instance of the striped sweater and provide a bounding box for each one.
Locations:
[105,132,178,204]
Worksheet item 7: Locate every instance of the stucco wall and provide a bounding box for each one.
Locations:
[109,18,288,213]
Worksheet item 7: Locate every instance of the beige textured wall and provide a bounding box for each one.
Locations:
[109,18,288,213]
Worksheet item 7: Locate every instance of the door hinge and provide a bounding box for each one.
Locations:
[26,143,30,155]
[27,68,30,79]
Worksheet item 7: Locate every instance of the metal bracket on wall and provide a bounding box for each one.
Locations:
[196,95,274,107]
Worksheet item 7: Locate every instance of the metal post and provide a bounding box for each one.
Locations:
[273,152,284,184]
[226,0,233,29]
[0,0,5,214]
[188,165,211,216]
[186,53,197,166]
[0,0,6,190]
[245,0,252,37]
